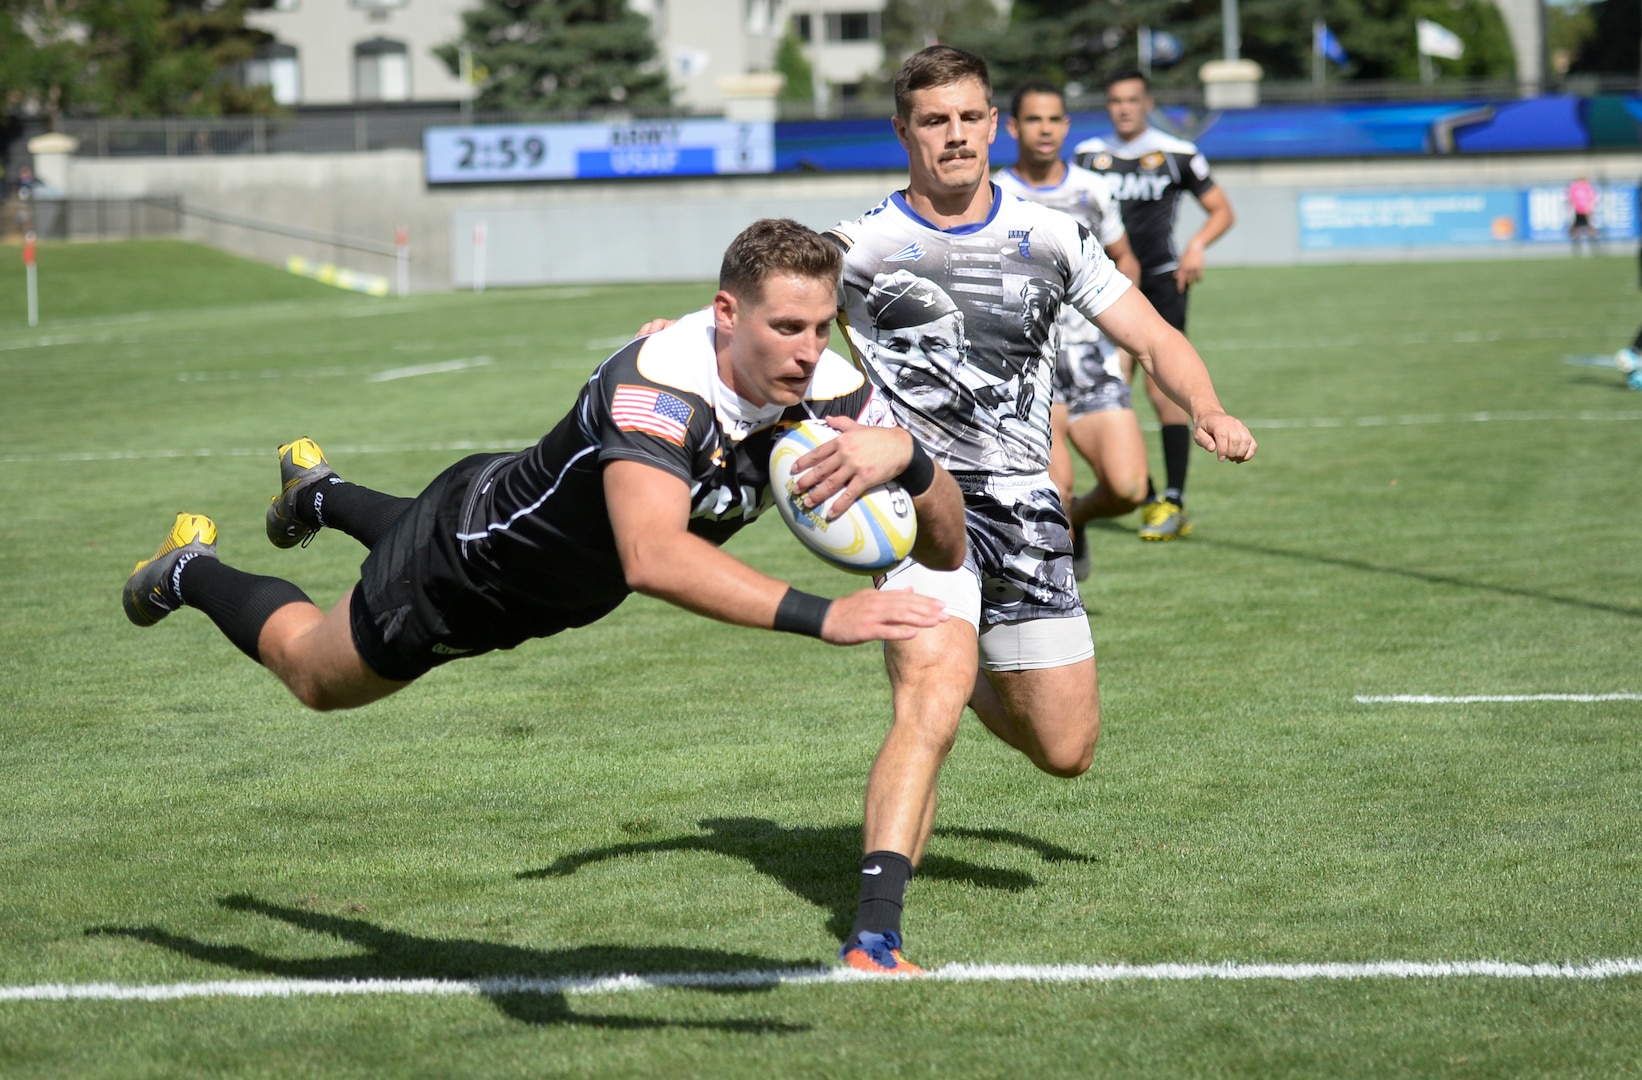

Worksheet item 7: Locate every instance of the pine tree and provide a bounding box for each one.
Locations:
[435,0,670,113]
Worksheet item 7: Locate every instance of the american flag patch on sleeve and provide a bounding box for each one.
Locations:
[611,384,693,446]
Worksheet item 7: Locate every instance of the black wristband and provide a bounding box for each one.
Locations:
[773,587,832,638]
[896,438,936,497]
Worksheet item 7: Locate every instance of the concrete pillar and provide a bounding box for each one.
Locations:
[718,72,785,122]
[1200,59,1263,109]
[27,132,80,193]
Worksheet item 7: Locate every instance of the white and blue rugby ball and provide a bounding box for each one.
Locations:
[769,419,918,575]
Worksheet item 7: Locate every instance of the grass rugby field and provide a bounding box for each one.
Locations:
[1,239,1640,1076]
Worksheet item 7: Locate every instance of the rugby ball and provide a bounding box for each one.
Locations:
[768,420,918,575]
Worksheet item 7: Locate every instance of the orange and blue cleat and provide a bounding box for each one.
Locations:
[839,930,924,976]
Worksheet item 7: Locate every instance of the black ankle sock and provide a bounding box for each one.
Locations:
[1145,477,1158,503]
[850,850,914,940]
[1162,424,1191,501]
[313,479,413,550]
[177,557,313,663]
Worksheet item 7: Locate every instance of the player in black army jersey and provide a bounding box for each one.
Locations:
[121,219,967,711]
[1073,69,1236,541]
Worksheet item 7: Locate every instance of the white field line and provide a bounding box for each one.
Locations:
[365,356,493,383]
[1357,694,1642,704]
[9,410,1642,467]
[5,958,1642,1002]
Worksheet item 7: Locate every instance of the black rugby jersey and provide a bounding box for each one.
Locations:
[449,308,891,614]
[1072,128,1215,278]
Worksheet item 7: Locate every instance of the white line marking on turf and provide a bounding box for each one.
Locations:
[5,959,1641,1002]
[366,356,493,383]
[1357,694,1642,704]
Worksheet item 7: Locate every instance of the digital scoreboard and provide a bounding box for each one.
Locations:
[424,120,775,184]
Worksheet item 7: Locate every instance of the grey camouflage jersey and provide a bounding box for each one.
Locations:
[828,186,1130,478]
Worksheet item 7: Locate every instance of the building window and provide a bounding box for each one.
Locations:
[355,37,410,101]
[825,11,880,41]
[791,13,812,42]
[245,42,301,106]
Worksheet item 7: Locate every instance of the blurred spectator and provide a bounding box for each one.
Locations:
[1567,176,1600,255]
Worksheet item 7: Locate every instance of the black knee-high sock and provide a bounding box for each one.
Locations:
[312,479,413,550]
[177,556,312,663]
[1161,424,1192,503]
[850,850,914,940]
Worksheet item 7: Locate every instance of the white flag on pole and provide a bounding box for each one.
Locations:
[1417,18,1465,60]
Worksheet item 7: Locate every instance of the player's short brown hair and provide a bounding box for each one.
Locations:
[893,46,991,121]
[719,218,842,303]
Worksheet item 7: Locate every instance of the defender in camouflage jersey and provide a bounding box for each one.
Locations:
[828,47,1256,976]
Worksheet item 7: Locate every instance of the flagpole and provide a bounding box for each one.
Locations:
[1312,20,1324,91]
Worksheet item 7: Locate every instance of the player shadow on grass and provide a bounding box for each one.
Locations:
[520,817,1096,940]
[1199,536,1642,620]
[89,893,809,1032]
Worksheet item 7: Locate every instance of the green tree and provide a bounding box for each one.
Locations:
[79,0,277,117]
[988,0,1514,99]
[877,0,1004,82]
[1569,0,1639,75]
[434,0,670,113]
[774,28,814,104]
[0,0,275,125]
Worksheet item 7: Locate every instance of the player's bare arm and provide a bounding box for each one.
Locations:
[1106,234,1142,286]
[1176,186,1235,290]
[1092,289,1256,462]
[604,458,947,643]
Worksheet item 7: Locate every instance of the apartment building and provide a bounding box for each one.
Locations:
[245,0,891,113]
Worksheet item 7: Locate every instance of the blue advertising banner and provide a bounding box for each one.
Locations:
[773,94,1642,171]
[426,120,774,184]
[1523,184,1640,243]
[1299,190,1522,250]
[1299,185,1642,250]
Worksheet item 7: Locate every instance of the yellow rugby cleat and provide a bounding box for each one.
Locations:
[123,512,218,626]
[266,437,335,549]
[1137,498,1192,542]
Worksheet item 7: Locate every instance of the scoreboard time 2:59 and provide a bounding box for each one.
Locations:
[425,120,774,184]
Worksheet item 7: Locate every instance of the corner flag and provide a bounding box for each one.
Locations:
[1417,18,1465,60]
[1314,22,1348,66]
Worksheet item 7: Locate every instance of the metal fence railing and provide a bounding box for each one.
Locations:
[4,196,183,241]
[45,74,1642,158]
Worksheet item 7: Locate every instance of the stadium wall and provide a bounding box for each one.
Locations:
[50,150,1642,292]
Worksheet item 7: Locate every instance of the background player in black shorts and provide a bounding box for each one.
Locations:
[121,219,967,711]
[1074,69,1236,541]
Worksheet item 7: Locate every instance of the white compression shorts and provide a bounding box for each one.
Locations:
[880,559,1095,672]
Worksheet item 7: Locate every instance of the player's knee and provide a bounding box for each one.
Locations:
[1108,475,1148,512]
[284,672,350,712]
[1035,724,1099,778]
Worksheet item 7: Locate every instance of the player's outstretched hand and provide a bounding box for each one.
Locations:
[633,317,679,338]
[822,587,947,645]
[1193,410,1257,463]
[793,417,912,518]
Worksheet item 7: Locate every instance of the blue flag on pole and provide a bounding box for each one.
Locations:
[1315,23,1349,66]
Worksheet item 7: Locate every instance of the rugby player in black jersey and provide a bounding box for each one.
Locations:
[1074,69,1236,541]
[122,219,967,711]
